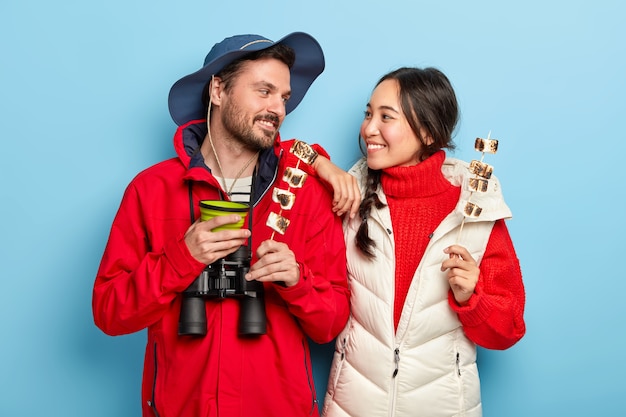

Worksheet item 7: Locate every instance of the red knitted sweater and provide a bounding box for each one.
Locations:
[382,151,460,328]
[381,151,525,349]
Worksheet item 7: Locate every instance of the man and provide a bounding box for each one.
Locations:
[93,32,350,417]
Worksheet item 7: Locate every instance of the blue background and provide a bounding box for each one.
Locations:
[2,0,624,416]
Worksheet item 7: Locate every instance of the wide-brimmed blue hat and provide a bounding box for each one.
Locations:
[168,32,325,126]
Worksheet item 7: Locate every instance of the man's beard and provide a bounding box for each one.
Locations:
[221,99,279,151]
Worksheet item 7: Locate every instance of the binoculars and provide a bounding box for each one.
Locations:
[178,245,266,337]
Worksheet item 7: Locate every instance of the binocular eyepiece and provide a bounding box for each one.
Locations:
[178,245,266,337]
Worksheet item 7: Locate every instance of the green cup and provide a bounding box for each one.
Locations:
[199,200,250,231]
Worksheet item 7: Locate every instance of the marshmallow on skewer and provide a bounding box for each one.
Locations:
[272,188,296,210]
[267,212,290,235]
[469,160,493,179]
[463,202,483,218]
[290,140,319,165]
[283,167,308,188]
[474,137,499,154]
[468,178,489,193]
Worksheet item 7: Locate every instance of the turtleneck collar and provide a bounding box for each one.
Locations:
[381,150,453,198]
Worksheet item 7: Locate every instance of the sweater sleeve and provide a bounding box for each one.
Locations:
[449,219,526,350]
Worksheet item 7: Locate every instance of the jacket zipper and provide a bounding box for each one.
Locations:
[147,342,161,417]
[392,347,400,378]
[253,149,282,205]
[388,346,401,417]
[302,338,317,415]
[324,333,349,414]
[341,335,348,361]
[455,348,465,412]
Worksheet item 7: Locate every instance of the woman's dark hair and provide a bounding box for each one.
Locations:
[201,44,296,114]
[356,67,459,258]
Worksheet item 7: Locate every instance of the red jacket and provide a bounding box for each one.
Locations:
[93,120,350,417]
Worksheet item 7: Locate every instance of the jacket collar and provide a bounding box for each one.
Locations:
[175,119,281,205]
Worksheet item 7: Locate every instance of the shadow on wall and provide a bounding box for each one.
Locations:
[64,222,146,417]
[310,340,335,408]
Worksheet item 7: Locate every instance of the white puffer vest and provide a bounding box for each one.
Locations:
[322,157,512,417]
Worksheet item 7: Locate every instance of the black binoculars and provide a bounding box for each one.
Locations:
[178,245,266,337]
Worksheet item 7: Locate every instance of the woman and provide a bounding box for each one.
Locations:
[317,67,526,417]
